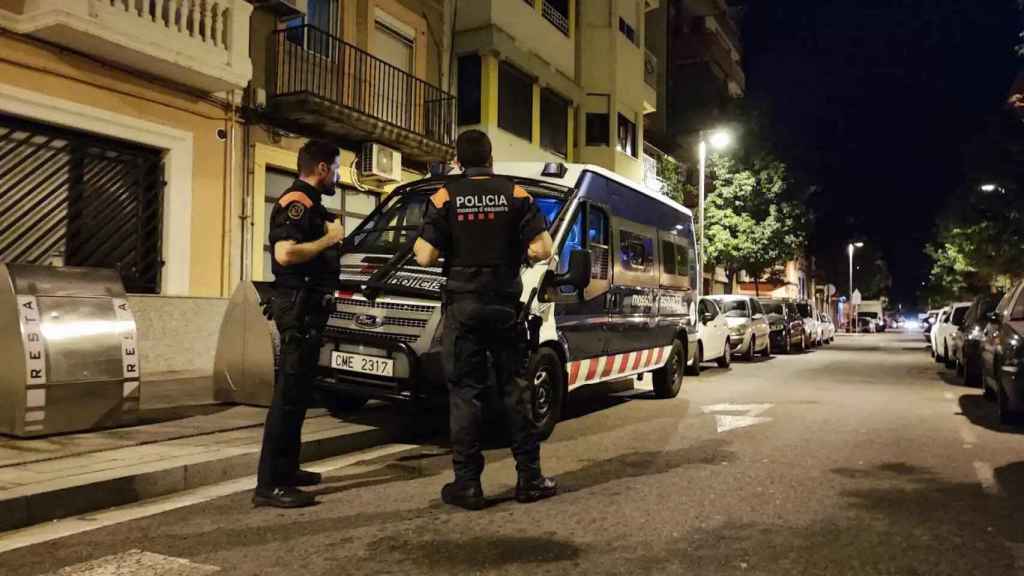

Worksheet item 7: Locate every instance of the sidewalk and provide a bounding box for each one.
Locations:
[0,377,391,533]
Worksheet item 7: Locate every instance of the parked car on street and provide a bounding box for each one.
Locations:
[934,302,971,368]
[692,297,732,374]
[707,295,772,359]
[858,300,886,332]
[819,313,836,343]
[981,281,1024,424]
[759,298,805,353]
[796,300,820,346]
[959,292,1003,387]
[929,307,950,352]
[855,316,877,333]
[922,309,941,342]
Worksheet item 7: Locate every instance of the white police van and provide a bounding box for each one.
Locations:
[317,162,698,438]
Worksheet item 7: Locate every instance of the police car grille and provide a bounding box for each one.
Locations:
[336,298,437,315]
[323,326,420,344]
[330,311,428,329]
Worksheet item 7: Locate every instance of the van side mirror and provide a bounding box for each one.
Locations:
[555,249,592,290]
[540,249,592,303]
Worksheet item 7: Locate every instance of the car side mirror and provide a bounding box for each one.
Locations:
[701,312,714,324]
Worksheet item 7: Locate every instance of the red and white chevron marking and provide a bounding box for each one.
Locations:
[566,345,673,389]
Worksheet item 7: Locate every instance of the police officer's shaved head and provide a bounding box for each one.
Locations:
[297,140,340,177]
[456,130,492,169]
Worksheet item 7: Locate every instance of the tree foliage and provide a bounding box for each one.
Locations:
[702,153,809,292]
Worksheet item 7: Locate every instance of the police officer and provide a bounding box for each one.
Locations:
[413,130,557,510]
[254,140,344,509]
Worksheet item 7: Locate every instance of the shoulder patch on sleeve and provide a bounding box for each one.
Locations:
[513,185,533,202]
[431,187,450,209]
[287,203,306,220]
[278,191,314,208]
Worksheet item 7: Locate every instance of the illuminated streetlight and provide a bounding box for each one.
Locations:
[698,128,735,295]
[980,184,998,193]
[848,242,865,333]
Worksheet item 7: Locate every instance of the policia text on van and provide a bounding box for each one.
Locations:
[314,162,699,439]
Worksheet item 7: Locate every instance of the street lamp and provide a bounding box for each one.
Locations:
[980,183,998,193]
[848,242,864,332]
[698,128,733,295]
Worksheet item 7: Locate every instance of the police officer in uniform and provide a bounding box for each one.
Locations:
[254,140,345,509]
[413,130,557,510]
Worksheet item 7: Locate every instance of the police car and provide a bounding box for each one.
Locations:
[317,162,699,439]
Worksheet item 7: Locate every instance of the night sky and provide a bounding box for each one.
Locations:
[740,0,1021,309]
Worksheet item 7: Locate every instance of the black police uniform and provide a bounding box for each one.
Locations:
[419,167,549,487]
[257,179,340,492]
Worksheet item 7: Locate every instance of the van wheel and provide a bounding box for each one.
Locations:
[717,339,732,368]
[686,343,702,376]
[653,340,685,399]
[528,348,565,441]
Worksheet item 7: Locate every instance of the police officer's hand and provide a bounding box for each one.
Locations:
[323,220,345,245]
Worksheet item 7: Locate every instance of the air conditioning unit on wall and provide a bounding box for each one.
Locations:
[360,143,402,183]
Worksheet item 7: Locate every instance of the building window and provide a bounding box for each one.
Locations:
[540,89,569,157]
[457,54,482,126]
[617,113,637,157]
[498,62,534,141]
[618,17,637,45]
[263,167,377,281]
[585,113,609,146]
[285,0,340,58]
[542,0,570,36]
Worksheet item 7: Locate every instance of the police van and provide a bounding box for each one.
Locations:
[317,162,698,438]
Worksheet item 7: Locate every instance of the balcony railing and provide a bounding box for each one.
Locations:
[0,0,253,92]
[542,1,570,36]
[268,25,456,160]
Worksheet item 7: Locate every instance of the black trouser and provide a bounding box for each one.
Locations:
[443,294,540,482]
[257,287,330,488]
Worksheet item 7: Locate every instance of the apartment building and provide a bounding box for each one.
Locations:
[243,0,455,283]
[453,0,658,183]
[0,0,254,297]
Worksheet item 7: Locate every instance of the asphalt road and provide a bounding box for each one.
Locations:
[5,330,1024,575]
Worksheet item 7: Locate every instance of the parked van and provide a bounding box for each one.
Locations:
[315,162,699,439]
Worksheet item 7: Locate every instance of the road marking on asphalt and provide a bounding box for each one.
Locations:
[0,443,416,554]
[40,549,220,575]
[701,404,774,433]
[974,461,1002,496]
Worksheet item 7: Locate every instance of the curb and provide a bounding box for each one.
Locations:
[0,424,391,533]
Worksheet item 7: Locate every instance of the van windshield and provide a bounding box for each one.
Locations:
[761,302,784,315]
[347,183,567,255]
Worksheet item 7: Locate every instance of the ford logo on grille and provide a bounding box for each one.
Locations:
[354,314,384,329]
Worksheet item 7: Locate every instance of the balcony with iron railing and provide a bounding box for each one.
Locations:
[674,16,746,93]
[0,0,253,92]
[542,0,570,36]
[266,25,456,162]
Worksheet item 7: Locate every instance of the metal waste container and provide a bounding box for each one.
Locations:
[0,264,141,437]
[213,281,278,407]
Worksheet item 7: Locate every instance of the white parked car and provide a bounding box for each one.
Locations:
[796,301,820,346]
[689,297,732,374]
[707,295,773,360]
[933,302,971,368]
[929,306,951,358]
[818,313,836,343]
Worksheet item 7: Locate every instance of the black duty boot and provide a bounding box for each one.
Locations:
[515,475,557,503]
[284,469,322,487]
[441,480,486,511]
[252,486,317,509]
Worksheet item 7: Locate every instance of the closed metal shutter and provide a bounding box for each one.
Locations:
[0,113,165,293]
